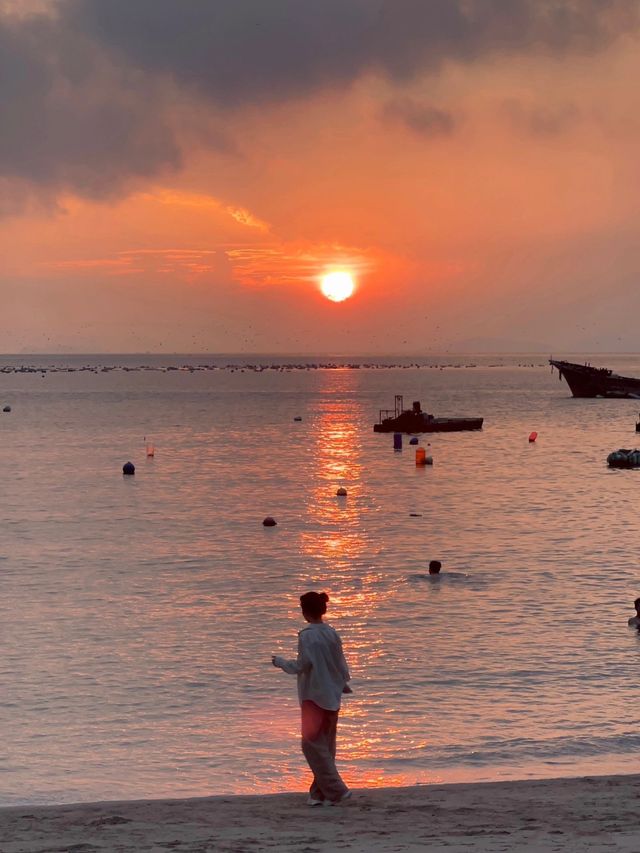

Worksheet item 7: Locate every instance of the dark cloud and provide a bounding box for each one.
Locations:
[62,0,638,103]
[369,0,637,79]
[0,12,182,207]
[0,0,637,207]
[62,0,375,107]
[501,99,582,136]
[382,99,457,136]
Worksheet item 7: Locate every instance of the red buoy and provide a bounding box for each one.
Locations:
[529,431,538,443]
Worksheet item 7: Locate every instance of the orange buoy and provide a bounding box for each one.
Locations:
[529,431,538,443]
[415,447,426,465]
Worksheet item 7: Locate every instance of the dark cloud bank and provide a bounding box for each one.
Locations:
[1,0,637,207]
[65,0,637,104]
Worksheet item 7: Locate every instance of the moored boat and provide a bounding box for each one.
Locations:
[550,359,640,398]
[373,396,483,433]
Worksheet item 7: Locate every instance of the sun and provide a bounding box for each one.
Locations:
[320,271,355,302]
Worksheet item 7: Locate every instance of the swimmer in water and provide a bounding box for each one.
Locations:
[428,560,442,575]
[628,598,640,627]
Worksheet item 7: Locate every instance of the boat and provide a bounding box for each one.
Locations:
[373,396,483,433]
[549,359,640,398]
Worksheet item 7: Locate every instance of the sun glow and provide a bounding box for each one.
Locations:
[320,271,355,302]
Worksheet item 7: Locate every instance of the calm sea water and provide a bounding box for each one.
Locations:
[3,353,640,806]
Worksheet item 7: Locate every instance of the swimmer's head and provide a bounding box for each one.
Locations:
[634,597,640,613]
[428,560,442,575]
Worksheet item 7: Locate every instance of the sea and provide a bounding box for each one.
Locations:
[3,352,640,806]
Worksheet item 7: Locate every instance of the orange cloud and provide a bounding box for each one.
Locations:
[21,185,384,290]
[226,243,378,288]
[225,206,269,232]
[46,248,220,281]
[43,240,383,291]
[141,189,270,231]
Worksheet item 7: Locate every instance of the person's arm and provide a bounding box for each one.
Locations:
[272,631,312,675]
[336,631,353,693]
[336,634,351,683]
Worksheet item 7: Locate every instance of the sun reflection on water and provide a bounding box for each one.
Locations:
[293,378,417,787]
[300,392,365,567]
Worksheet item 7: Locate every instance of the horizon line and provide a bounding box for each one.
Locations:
[2,350,640,359]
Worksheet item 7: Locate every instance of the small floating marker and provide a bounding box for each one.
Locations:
[2,405,11,413]
[409,436,419,445]
[262,516,277,527]
[122,461,135,476]
[607,449,640,468]
[393,432,403,451]
[529,431,538,443]
[415,447,427,466]
[146,444,155,457]
[336,487,347,496]
[293,416,303,422]
[409,512,422,517]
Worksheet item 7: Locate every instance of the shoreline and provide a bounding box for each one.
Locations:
[3,773,640,852]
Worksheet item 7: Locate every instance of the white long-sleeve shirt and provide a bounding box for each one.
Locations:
[273,622,351,711]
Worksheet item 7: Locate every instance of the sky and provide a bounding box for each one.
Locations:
[2,0,640,355]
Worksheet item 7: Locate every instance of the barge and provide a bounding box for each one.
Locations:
[373,396,483,433]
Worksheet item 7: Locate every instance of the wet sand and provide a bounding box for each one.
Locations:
[3,773,640,852]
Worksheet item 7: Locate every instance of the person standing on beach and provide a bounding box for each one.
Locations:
[272,591,352,806]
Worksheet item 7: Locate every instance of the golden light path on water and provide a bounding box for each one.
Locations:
[298,370,419,789]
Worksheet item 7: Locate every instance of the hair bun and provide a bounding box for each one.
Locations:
[300,590,329,617]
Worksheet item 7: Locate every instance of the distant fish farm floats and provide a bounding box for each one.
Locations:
[374,396,483,434]
[0,359,547,376]
[550,359,640,399]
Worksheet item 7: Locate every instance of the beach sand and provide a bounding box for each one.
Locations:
[3,774,640,852]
